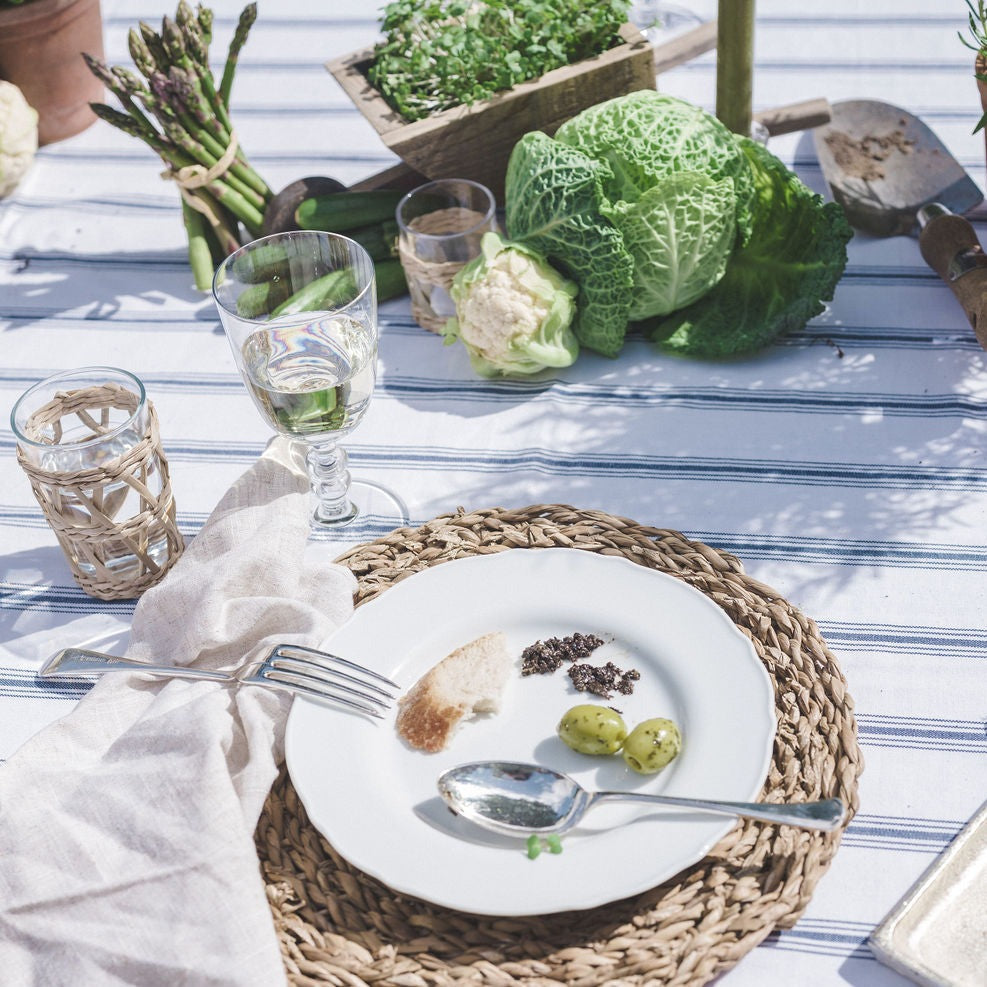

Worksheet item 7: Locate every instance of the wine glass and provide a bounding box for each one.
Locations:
[212,230,406,529]
[629,1,703,44]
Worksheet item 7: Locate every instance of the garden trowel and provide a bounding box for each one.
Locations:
[814,98,987,349]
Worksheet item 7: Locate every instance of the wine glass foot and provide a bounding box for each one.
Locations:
[308,478,410,534]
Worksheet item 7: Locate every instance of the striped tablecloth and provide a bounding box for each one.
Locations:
[2,1,985,983]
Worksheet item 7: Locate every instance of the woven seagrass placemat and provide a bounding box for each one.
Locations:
[255,505,863,986]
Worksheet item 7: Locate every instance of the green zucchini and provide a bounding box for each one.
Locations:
[295,189,405,233]
[347,219,399,262]
[235,278,294,319]
[375,258,408,302]
[269,258,407,317]
[272,269,358,318]
[228,242,293,285]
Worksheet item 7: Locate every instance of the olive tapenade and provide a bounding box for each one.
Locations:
[567,661,640,700]
[520,632,605,675]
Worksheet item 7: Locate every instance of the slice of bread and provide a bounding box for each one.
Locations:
[396,631,512,752]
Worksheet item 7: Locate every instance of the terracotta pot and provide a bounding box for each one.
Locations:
[0,0,104,145]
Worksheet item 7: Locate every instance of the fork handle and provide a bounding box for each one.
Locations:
[40,648,232,683]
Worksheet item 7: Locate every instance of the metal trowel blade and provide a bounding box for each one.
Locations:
[813,99,984,237]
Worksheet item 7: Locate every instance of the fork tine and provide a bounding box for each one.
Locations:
[271,643,398,691]
[258,662,391,708]
[268,653,396,701]
[253,669,387,718]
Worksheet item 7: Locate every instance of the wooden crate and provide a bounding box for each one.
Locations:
[327,23,656,201]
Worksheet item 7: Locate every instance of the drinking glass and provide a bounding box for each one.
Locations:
[396,178,497,333]
[11,366,183,599]
[630,1,703,43]
[212,230,405,528]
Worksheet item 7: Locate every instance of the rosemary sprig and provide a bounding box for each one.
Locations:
[960,1,987,133]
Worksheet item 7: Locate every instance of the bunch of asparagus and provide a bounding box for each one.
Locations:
[84,2,272,290]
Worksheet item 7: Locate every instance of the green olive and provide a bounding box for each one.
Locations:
[557,704,628,755]
[621,718,682,774]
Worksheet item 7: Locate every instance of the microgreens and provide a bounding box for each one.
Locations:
[368,0,631,122]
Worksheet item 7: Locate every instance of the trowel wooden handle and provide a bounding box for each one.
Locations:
[918,209,987,350]
[753,98,832,137]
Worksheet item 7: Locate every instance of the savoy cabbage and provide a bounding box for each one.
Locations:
[504,91,851,359]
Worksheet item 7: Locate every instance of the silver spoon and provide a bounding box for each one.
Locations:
[437,761,846,836]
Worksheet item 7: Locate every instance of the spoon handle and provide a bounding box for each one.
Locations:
[594,791,846,832]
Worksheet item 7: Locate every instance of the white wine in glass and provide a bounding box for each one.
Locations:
[213,230,406,528]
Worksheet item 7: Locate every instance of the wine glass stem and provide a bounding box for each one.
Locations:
[306,440,356,525]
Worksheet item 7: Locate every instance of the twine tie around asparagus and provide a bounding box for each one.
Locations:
[163,129,240,227]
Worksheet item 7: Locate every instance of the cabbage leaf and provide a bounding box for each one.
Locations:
[650,138,852,358]
[504,131,634,357]
[603,172,737,320]
[555,91,756,245]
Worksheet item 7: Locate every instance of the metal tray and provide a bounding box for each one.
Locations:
[870,800,987,987]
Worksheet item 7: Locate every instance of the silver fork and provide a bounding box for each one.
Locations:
[40,644,397,718]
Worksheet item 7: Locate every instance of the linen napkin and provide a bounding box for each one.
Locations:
[0,437,357,986]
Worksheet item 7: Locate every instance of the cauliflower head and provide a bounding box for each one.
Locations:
[445,231,579,377]
[0,81,39,200]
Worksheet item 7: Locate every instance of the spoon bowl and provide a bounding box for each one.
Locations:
[437,761,846,837]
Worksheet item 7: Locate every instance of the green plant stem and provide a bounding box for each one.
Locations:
[715,0,755,137]
[162,17,236,142]
[182,199,218,290]
[151,76,266,209]
[220,3,257,107]
[164,65,269,201]
[139,85,267,216]
[86,3,273,274]
[192,189,242,256]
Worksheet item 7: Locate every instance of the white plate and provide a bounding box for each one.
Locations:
[285,548,776,916]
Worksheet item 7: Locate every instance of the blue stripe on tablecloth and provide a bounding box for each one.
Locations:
[3,444,984,498]
[0,669,93,700]
[817,621,986,657]
[692,532,987,569]
[3,437,984,490]
[855,714,986,753]
[844,815,968,853]
[3,314,982,352]
[762,919,874,960]
[4,576,984,661]
[4,368,987,420]
[2,506,985,571]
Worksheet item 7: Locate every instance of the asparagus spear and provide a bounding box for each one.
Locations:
[182,199,219,290]
[84,3,270,286]
[220,3,257,107]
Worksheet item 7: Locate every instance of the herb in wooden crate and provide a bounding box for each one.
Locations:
[368,0,631,122]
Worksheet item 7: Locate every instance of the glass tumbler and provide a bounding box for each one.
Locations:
[11,367,184,600]
[396,178,498,332]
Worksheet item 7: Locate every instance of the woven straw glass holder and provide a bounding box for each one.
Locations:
[256,504,863,986]
[396,179,498,333]
[12,368,184,601]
